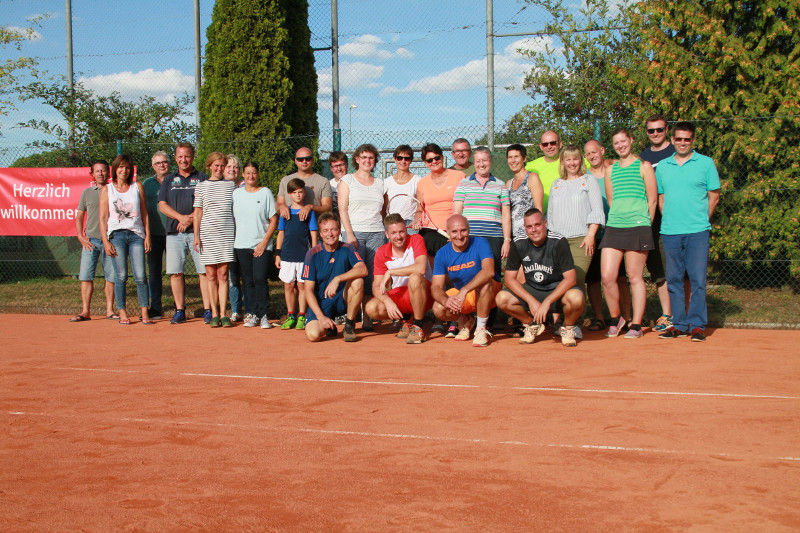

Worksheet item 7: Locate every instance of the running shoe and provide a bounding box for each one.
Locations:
[396,321,412,339]
[362,314,374,332]
[445,323,459,338]
[390,319,402,331]
[334,315,347,325]
[606,316,626,337]
[406,325,426,344]
[343,322,357,342]
[658,328,687,339]
[431,321,445,334]
[260,315,273,329]
[560,325,577,347]
[519,323,545,345]
[148,308,163,320]
[295,315,306,330]
[654,314,673,332]
[281,315,297,330]
[624,326,643,339]
[454,318,474,341]
[169,310,186,324]
[690,327,706,342]
[243,314,258,328]
[203,309,212,324]
[230,312,242,323]
[326,326,338,337]
[209,316,221,328]
[472,327,492,347]
[221,316,233,328]
[572,325,583,340]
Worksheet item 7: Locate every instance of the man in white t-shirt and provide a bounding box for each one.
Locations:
[364,214,433,344]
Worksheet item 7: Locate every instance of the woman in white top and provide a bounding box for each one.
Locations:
[384,144,421,234]
[337,143,388,329]
[99,154,152,325]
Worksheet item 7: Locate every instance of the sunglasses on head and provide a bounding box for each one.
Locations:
[295,156,313,162]
[395,155,412,161]
[540,141,559,147]
[424,155,442,164]
[647,127,666,134]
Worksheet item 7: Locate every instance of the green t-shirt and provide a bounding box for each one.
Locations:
[607,160,650,228]
[525,157,559,213]
[143,176,168,237]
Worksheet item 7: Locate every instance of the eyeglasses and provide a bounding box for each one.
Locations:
[153,161,169,165]
[647,127,666,134]
[424,155,442,164]
[395,155,412,161]
[452,149,470,154]
[673,137,693,143]
[540,141,559,147]
[295,156,313,162]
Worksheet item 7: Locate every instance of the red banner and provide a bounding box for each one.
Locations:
[0,167,137,236]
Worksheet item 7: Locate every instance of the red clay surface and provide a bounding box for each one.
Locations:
[2,314,799,531]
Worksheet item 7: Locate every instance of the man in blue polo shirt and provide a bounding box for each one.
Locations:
[157,142,210,324]
[431,214,500,347]
[655,121,721,342]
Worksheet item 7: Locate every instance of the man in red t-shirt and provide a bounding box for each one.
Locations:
[364,213,433,344]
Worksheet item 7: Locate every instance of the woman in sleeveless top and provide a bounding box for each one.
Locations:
[337,143,388,330]
[99,154,152,325]
[384,144,422,234]
[193,151,236,328]
[599,128,657,338]
[506,143,543,240]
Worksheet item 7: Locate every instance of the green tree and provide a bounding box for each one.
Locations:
[200,0,319,190]
[495,0,639,147]
[1,16,45,132]
[623,0,800,279]
[14,78,197,170]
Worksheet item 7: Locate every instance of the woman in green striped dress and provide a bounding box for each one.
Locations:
[599,128,657,339]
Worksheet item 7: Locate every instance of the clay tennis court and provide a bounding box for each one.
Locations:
[2,315,798,530]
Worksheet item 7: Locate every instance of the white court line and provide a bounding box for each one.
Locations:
[49,366,800,401]
[5,410,799,463]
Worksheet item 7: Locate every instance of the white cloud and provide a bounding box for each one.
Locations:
[339,34,414,60]
[317,61,385,96]
[5,26,42,41]
[79,68,194,101]
[395,47,414,59]
[504,37,554,59]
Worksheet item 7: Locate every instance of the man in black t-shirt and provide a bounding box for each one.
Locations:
[495,208,585,347]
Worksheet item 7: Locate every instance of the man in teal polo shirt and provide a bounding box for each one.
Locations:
[655,121,720,342]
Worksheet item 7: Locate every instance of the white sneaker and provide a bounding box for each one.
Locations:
[472,327,492,347]
[260,315,273,329]
[243,314,258,328]
[230,312,242,323]
[519,323,545,344]
[454,317,474,341]
[560,326,577,347]
[572,325,583,340]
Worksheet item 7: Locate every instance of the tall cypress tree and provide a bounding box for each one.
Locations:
[199,0,319,189]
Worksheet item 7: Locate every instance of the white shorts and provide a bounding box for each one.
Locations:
[279,261,305,283]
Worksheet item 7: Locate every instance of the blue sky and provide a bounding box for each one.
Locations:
[0,0,554,162]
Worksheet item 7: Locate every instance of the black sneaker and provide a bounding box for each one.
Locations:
[690,328,706,342]
[658,328,687,339]
[343,322,357,342]
[326,326,338,337]
[148,308,163,320]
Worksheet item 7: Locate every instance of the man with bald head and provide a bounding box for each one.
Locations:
[525,129,563,212]
[277,147,333,221]
[431,214,500,347]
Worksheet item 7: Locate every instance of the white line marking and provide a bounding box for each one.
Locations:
[48,367,800,401]
[5,410,798,463]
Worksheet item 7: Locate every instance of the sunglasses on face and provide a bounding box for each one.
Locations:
[540,141,559,147]
[647,127,666,134]
[295,156,313,162]
[395,155,412,161]
[424,155,442,164]
[673,137,693,143]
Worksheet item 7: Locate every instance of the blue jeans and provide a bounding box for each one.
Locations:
[109,229,149,310]
[79,236,116,281]
[147,234,166,312]
[353,231,387,296]
[662,231,710,331]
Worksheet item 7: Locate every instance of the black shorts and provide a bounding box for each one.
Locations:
[420,228,449,257]
[644,230,666,283]
[585,240,626,284]
[503,286,564,315]
[599,226,655,252]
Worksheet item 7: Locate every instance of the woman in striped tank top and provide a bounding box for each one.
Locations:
[599,128,657,339]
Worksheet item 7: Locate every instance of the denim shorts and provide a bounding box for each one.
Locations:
[166,232,205,275]
[78,236,116,281]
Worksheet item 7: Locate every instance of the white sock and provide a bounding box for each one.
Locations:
[476,316,488,330]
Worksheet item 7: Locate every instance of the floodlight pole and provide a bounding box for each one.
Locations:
[194,0,202,136]
[486,0,495,151]
[65,0,74,151]
[331,0,341,151]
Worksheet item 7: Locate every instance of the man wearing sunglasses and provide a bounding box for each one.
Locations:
[277,147,333,222]
[450,138,475,176]
[524,130,563,212]
[640,114,680,333]
[655,122,720,342]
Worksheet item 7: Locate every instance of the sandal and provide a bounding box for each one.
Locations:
[118,318,132,325]
[69,315,91,322]
[106,313,120,320]
[141,319,156,326]
[588,318,605,331]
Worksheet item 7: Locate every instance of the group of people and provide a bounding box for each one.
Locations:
[72,115,720,346]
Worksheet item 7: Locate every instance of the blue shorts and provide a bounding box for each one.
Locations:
[78,237,115,281]
[307,293,347,322]
[166,232,204,275]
